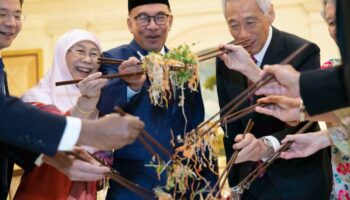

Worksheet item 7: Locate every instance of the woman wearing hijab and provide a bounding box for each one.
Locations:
[14,29,108,200]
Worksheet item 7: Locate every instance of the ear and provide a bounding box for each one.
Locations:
[167,15,173,31]
[127,17,133,34]
[268,4,275,24]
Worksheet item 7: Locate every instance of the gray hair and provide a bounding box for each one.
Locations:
[321,0,336,19]
[222,0,272,17]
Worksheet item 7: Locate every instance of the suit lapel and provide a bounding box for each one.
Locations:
[260,27,285,67]
[4,71,9,96]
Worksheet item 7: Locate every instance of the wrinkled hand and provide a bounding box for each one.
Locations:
[119,57,146,91]
[233,133,268,163]
[256,95,301,126]
[77,72,107,99]
[255,64,300,97]
[78,113,144,150]
[219,44,261,82]
[280,130,331,159]
[43,147,109,181]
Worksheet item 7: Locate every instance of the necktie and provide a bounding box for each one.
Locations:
[0,58,5,97]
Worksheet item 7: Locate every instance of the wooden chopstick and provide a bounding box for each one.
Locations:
[198,40,252,62]
[98,57,125,65]
[55,70,145,86]
[236,121,315,191]
[114,107,172,159]
[197,39,250,59]
[210,119,254,197]
[67,150,155,200]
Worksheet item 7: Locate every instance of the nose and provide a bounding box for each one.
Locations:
[146,17,159,30]
[238,25,251,40]
[81,54,93,63]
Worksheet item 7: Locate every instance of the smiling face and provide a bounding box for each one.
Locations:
[65,41,101,80]
[0,0,22,50]
[225,0,274,55]
[127,3,173,52]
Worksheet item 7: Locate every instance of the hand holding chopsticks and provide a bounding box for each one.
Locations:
[66,149,155,200]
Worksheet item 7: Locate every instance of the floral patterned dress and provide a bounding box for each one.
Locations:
[329,108,350,200]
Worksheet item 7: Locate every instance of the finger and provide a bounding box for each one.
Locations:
[281,134,298,144]
[233,134,253,149]
[71,159,110,174]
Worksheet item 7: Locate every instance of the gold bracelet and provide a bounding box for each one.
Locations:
[75,102,95,115]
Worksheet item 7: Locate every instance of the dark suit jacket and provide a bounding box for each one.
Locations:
[0,71,67,199]
[216,27,332,200]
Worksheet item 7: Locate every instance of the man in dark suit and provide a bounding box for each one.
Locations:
[98,0,217,199]
[216,0,332,199]
[0,0,145,199]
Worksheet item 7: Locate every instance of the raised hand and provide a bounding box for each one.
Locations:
[78,113,144,150]
[280,130,331,159]
[119,57,146,91]
[219,44,261,82]
[43,147,109,181]
[255,64,301,97]
[233,133,268,163]
[255,95,301,126]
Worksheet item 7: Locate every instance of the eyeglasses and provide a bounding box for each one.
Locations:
[134,14,170,26]
[68,49,101,61]
[0,12,26,23]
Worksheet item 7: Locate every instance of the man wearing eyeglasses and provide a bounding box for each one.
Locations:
[0,0,145,199]
[98,0,217,199]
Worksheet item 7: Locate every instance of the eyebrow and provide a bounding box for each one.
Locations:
[0,8,22,13]
[135,11,168,16]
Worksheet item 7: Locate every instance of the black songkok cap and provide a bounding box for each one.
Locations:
[128,0,170,12]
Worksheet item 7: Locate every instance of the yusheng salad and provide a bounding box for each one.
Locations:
[150,123,221,200]
[141,44,200,108]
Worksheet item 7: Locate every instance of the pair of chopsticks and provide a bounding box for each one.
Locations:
[195,42,311,136]
[114,107,172,162]
[234,121,315,194]
[55,70,145,86]
[197,38,252,62]
[67,150,155,200]
[209,119,254,198]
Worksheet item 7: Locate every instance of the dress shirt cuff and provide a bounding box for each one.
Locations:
[34,154,44,166]
[127,86,141,102]
[261,136,280,161]
[57,116,82,151]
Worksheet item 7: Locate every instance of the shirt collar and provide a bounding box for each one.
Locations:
[253,26,273,67]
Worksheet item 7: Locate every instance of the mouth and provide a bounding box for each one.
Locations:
[75,66,93,76]
[0,31,15,38]
[146,35,160,41]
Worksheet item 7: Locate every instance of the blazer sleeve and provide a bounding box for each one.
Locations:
[271,42,321,141]
[300,67,349,115]
[0,96,66,156]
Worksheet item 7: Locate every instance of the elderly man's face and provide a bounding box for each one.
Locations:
[225,0,274,55]
[127,4,173,52]
[0,0,22,50]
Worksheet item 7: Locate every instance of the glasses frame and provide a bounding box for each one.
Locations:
[134,13,170,27]
[68,49,101,62]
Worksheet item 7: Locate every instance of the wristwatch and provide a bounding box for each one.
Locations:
[261,137,274,158]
